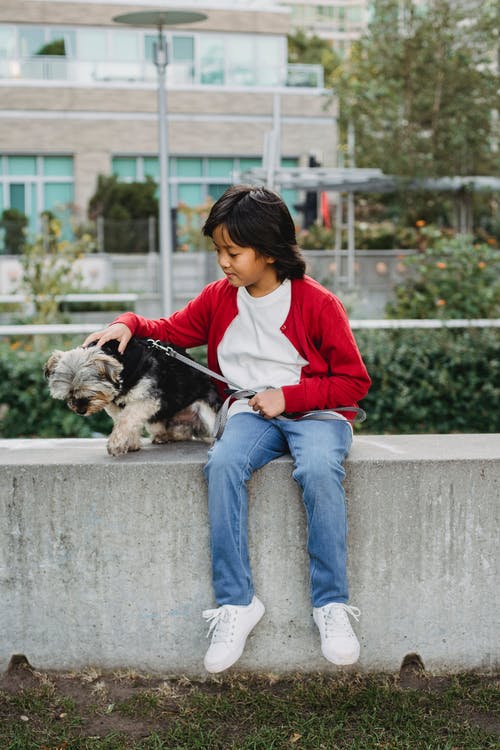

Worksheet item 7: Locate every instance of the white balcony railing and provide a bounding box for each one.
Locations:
[0,57,324,89]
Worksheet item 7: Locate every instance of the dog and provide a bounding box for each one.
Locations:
[44,337,221,456]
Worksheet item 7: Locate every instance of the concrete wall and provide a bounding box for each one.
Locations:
[0,434,498,676]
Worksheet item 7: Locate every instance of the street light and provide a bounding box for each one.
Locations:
[113,10,207,316]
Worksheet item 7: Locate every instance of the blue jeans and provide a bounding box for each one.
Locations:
[204,413,353,608]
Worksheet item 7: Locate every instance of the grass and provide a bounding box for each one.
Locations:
[0,671,498,750]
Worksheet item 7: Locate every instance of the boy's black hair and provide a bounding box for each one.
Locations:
[202,184,306,281]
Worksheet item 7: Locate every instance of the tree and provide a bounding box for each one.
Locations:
[288,29,341,87]
[334,0,499,178]
[88,174,159,253]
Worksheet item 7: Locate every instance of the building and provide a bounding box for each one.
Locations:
[0,0,335,244]
[282,0,369,57]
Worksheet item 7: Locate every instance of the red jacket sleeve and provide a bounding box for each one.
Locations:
[281,295,371,412]
[113,285,214,348]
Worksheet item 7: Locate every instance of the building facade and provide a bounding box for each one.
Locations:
[282,0,369,57]
[0,0,336,242]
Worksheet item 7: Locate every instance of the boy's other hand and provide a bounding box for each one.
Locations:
[248,388,285,419]
[82,323,132,354]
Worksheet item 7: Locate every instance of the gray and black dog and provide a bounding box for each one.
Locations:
[44,337,220,456]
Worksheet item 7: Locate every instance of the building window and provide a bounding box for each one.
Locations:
[0,154,74,237]
[111,155,299,216]
[1,23,292,88]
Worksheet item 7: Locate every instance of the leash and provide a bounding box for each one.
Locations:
[147,339,242,391]
[147,338,366,438]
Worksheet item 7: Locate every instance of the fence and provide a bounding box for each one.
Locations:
[1,319,499,338]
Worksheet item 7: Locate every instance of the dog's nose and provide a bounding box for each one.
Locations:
[70,398,89,415]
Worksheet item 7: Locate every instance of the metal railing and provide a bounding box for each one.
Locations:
[0,57,324,89]
[1,319,499,338]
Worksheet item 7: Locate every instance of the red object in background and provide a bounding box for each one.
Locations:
[321,192,331,228]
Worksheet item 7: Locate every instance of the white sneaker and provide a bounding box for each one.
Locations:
[202,596,265,673]
[313,603,361,665]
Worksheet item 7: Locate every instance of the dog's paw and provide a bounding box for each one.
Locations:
[151,435,170,445]
[107,435,141,456]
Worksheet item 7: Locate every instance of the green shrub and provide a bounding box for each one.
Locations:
[1,330,497,438]
[36,38,66,55]
[18,217,85,324]
[0,208,28,254]
[0,342,111,438]
[386,234,500,319]
[356,327,499,434]
[88,174,158,253]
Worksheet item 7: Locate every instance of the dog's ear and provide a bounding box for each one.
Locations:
[44,350,64,379]
[93,351,124,385]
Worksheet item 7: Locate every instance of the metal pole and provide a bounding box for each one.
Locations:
[154,27,173,316]
[347,121,356,289]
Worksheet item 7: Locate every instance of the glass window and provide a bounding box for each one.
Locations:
[281,157,299,168]
[48,28,76,57]
[199,36,224,85]
[29,183,37,232]
[112,157,137,180]
[171,34,194,83]
[172,35,194,62]
[239,157,262,171]
[19,27,45,56]
[227,36,254,86]
[143,157,159,180]
[44,182,73,211]
[207,158,233,178]
[178,184,203,206]
[9,184,25,213]
[281,188,299,217]
[8,156,37,176]
[207,184,228,202]
[0,27,16,59]
[255,36,284,86]
[176,158,203,178]
[347,7,363,22]
[78,29,107,60]
[144,34,155,62]
[43,156,73,177]
[110,30,140,61]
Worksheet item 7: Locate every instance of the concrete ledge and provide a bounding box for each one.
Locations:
[1,435,498,676]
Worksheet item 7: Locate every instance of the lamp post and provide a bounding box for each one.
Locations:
[113,10,207,316]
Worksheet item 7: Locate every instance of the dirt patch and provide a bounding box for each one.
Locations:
[1,654,499,743]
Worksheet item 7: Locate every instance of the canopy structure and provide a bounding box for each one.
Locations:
[238,167,500,289]
[239,167,500,193]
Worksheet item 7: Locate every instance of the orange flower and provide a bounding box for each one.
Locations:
[436,299,446,306]
[436,262,447,269]
[487,238,496,245]
[415,219,426,228]
[478,261,486,269]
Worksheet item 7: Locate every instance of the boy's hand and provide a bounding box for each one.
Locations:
[82,323,132,354]
[248,388,285,419]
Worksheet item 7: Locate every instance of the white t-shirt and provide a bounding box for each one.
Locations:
[217,279,308,418]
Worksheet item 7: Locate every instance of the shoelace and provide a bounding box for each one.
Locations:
[323,604,361,637]
[202,606,236,644]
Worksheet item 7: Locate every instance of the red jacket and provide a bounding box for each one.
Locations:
[114,275,371,414]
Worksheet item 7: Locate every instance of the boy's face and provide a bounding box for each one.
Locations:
[212,224,279,298]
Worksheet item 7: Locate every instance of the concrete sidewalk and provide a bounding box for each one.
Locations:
[1,434,498,675]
